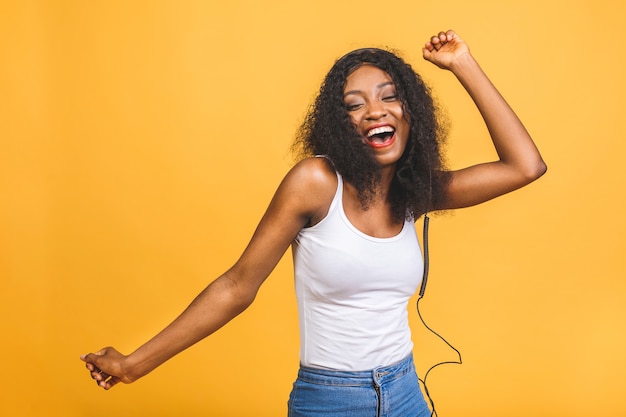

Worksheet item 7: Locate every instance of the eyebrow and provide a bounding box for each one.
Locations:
[343,81,395,98]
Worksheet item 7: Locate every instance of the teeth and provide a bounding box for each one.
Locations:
[367,126,394,138]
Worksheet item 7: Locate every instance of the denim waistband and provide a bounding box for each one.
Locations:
[296,354,415,387]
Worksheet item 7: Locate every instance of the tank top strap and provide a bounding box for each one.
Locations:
[314,154,342,191]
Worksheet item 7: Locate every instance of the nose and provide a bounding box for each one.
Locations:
[365,100,387,120]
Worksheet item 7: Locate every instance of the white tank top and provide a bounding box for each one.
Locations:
[292,171,424,371]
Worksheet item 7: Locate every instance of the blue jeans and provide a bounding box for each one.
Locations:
[287,355,431,417]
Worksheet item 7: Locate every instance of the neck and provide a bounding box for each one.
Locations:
[374,165,396,202]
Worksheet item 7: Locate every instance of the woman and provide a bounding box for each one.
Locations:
[81,30,546,416]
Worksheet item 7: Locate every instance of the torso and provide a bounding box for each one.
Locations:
[292,168,423,370]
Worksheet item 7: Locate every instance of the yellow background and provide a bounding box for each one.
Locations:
[2,1,625,416]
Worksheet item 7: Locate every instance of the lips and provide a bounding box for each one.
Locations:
[365,125,396,148]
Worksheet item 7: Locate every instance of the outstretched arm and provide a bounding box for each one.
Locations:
[423,30,546,209]
[81,158,337,390]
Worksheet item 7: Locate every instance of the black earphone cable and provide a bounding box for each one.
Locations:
[417,214,463,417]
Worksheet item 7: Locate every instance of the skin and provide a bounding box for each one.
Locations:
[81,29,546,390]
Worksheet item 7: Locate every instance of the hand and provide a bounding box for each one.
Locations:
[80,347,134,390]
[422,30,470,71]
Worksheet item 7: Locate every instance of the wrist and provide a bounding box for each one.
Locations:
[123,351,151,383]
[449,52,479,76]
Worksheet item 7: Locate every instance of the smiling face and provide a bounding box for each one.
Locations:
[343,64,410,168]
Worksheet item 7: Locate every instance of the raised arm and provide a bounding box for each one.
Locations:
[81,158,337,390]
[423,30,546,210]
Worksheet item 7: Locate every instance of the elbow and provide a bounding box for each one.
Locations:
[519,157,547,185]
[236,289,258,312]
[529,158,547,182]
[221,271,259,314]
[225,283,257,316]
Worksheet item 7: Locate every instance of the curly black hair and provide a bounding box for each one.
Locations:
[293,47,450,221]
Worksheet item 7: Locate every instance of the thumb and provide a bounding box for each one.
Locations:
[80,347,109,367]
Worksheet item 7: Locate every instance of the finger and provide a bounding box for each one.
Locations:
[81,348,109,370]
[85,360,103,379]
[80,352,100,363]
[106,376,121,389]
[98,371,111,381]
[81,354,99,369]
[445,29,458,41]
[81,347,109,361]
[90,367,109,381]
[86,361,99,376]
[430,36,442,51]
[100,376,121,390]
[422,47,435,61]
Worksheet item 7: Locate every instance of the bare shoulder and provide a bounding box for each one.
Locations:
[288,157,336,186]
[278,157,337,225]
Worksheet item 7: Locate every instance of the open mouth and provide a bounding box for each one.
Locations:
[366,125,396,148]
